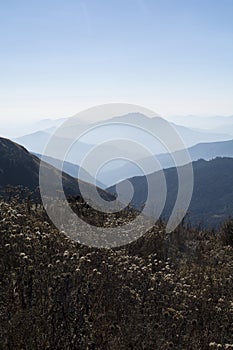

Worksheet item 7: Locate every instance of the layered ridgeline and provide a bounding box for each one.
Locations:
[108,157,233,228]
[14,113,232,186]
[14,113,233,188]
[0,137,113,201]
[15,114,232,156]
[34,139,233,188]
[1,137,232,229]
[99,139,233,187]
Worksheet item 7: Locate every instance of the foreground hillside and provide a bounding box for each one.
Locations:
[0,200,233,349]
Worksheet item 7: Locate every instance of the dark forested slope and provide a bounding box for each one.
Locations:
[108,157,233,227]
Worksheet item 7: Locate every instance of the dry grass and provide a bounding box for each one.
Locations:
[0,198,233,349]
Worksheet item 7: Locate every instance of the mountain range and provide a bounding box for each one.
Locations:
[14,113,232,161]
[12,113,233,190]
[108,157,233,228]
[1,111,233,229]
[167,115,233,136]
[0,136,232,228]
[92,139,233,187]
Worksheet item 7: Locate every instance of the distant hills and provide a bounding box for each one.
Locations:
[167,115,233,136]
[13,113,233,189]
[15,131,93,161]
[108,157,233,227]
[2,110,233,229]
[0,117,68,139]
[97,139,233,187]
[14,113,231,163]
[15,131,123,167]
[15,133,233,189]
[0,137,113,201]
[164,138,233,164]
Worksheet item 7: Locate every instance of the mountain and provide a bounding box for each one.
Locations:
[32,117,68,131]
[15,131,52,154]
[14,131,123,168]
[96,113,232,147]
[97,139,233,187]
[15,131,96,165]
[34,153,105,189]
[167,114,233,131]
[158,139,233,168]
[0,117,68,139]
[15,113,232,156]
[0,137,113,201]
[107,157,233,228]
[211,124,233,137]
[14,113,232,188]
[170,122,231,145]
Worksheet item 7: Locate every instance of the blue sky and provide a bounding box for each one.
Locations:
[1,0,233,122]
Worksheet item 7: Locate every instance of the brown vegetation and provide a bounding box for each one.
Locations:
[0,198,233,349]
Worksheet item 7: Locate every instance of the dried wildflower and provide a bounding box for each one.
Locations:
[191,319,198,327]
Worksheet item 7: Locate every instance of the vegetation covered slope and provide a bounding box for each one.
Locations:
[0,199,233,350]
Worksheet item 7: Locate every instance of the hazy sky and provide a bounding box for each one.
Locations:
[1,0,233,123]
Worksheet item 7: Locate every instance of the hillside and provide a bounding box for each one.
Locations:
[157,139,233,169]
[0,137,112,201]
[0,199,233,349]
[99,139,233,187]
[108,157,233,227]
[34,153,105,189]
[15,131,93,161]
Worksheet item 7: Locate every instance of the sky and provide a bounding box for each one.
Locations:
[1,0,233,123]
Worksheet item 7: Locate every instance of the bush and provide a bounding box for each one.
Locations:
[221,218,233,246]
[0,200,233,349]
